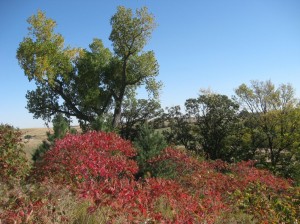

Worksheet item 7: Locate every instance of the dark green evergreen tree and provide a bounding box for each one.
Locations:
[134,124,167,177]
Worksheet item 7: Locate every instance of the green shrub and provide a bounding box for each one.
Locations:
[134,124,167,178]
[151,159,178,179]
[24,134,32,140]
[32,140,51,162]
[90,115,114,132]
[51,113,72,140]
[0,124,30,182]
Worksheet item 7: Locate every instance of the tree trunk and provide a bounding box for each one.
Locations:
[112,90,125,128]
[112,56,128,128]
[112,101,122,128]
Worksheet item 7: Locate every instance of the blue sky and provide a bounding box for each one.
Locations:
[1,0,300,128]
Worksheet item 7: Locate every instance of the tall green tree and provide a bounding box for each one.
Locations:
[235,80,300,177]
[186,92,240,160]
[17,7,161,129]
[109,6,160,127]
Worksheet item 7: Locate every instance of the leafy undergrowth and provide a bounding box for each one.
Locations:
[1,131,299,223]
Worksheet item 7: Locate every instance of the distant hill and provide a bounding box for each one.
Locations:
[21,126,80,161]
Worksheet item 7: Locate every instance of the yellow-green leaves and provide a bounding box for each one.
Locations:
[17,11,76,85]
[235,80,300,179]
[27,10,58,43]
[109,6,156,58]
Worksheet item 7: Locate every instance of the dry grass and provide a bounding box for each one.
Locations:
[20,126,80,161]
[21,127,52,160]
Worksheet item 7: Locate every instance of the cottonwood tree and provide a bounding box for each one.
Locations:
[17,7,161,128]
[108,7,160,127]
[235,80,300,177]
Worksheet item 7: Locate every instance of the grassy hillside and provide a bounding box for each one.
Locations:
[21,127,51,160]
[21,126,80,161]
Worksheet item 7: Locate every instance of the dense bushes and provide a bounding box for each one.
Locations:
[1,129,299,223]
[162,83,300,185]
[150,149,299,223]
[33,132,300,222]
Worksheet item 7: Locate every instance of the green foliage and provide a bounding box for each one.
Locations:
[110,6,156,58]
[51,113,70,139]
[162,106,197,151]
[134,124,167,177]
[231,183,300,223]
[24,134,32,140]
[0,124,30,182]
[160,80,300,184]
[32,140,51,162]
[17,7,161,129]
[108,6,160,127]
[120,91,163,140]
[235,80,300,180]
[162,94,245,162]
[16,10,76,84]
[75,38,113,122]
[151,159,178,179]
[164,92,243,161]
[90,115,114,132]
[278,152,300,186]
[189,92,240,160]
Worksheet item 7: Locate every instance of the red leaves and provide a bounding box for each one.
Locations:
[25,132,298,223]
[34,131,138,184]
[148,148,296,222]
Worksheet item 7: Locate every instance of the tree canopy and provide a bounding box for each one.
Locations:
[185,91,240,160]
[236,80,300,177]
[17,7,161,128]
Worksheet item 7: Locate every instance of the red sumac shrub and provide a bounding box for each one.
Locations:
[149,148,298,223]
[29,136,299,223]
[34,131,138,185]
[231,160,292,191]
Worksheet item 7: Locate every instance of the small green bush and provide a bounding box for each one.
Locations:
[32,140,51,162]
[24,134,32,140]
[0,124,30,182]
